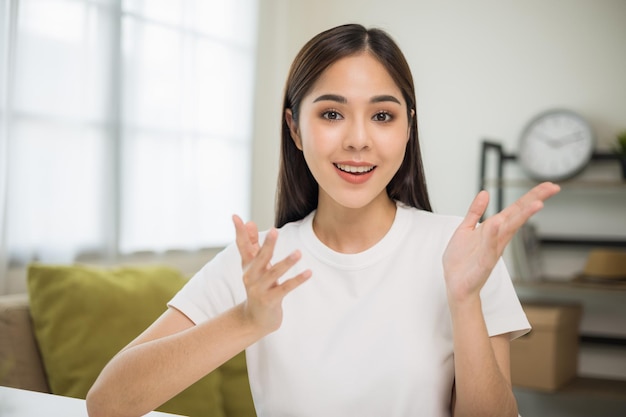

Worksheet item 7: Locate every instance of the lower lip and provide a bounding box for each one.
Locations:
[335,166,375,184]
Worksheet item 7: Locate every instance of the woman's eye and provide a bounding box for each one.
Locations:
[322,110,342,120]
[373,112,392,122]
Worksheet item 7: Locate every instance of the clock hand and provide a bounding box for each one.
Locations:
[554,131,586,147]
[534,131,560,148]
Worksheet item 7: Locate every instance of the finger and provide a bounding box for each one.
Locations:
[531,181,561,200]
[250,228,279,273]
[500,182,560,230]
[242,228,279,287]
[502,182,560,218]
[233,214,247,250]
[245,221,259,250]
[257,249,305,289]
[518,182,559,213]
[275,269,313,296]
[459,190,490,230]
[488,183,559,253]
[233,215,252,264]
[480,216,502,262]
[233,215,261,266]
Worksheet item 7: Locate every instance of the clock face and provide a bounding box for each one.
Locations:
[518,110,594,181]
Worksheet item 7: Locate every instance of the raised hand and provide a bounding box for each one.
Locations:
[442,182,560,302]
[232,215,312,333]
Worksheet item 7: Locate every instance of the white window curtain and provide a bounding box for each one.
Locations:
[0,0,258,290]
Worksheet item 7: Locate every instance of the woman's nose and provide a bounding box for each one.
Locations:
[343,118,371,151]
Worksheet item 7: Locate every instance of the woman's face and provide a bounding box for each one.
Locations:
[286,52,411,212]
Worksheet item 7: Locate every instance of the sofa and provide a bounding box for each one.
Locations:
[0,263,256,417]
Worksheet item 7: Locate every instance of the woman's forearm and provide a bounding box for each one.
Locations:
[448,294,518,417]
[86,304,265,417]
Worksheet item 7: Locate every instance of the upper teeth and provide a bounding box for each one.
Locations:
[335,164,375,173]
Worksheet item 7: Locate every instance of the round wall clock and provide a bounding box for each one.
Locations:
[518,109,594,181]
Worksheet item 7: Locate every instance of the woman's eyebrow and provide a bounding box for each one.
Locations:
[312,94,401,105]
[370,95,401,105]
[313,94,346,104]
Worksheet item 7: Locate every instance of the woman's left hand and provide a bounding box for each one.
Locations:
[443,182,560,302]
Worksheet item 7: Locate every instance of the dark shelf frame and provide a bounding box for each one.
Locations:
[541,237,626,248]
[581,334,626,347]
[479,140,626,247]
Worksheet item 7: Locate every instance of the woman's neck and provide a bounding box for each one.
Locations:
[312,195,397,254]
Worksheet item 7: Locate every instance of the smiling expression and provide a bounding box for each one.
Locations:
[285,52,412,212]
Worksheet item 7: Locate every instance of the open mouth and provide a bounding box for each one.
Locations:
[333,163,376,175]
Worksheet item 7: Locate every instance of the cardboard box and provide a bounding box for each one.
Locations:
[511,302,583,391]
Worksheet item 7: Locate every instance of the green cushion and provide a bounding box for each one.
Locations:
[220,351,256,417]
[27,263,224,417]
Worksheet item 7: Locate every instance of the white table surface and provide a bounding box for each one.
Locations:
[0,386,183,417]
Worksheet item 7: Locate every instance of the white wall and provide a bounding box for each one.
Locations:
[250,0,626,228]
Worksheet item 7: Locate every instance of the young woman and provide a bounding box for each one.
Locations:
[87,24,559,417]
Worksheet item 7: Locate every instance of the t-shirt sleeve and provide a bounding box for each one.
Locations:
[480,258,530,340]
[168,243,246,325]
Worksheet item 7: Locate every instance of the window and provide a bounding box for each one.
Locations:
[0,0,258,270]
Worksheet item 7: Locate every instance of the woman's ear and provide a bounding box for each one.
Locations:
[407,109,415,140]
[285,109,303,150]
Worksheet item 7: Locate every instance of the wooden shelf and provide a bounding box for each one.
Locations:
[482,178,626,188]
[515,278,626,292]
[499,150,623,162]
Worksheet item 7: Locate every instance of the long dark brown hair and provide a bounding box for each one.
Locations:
[275,23,432,228]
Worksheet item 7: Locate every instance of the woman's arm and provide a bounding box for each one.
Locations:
[86,217,312,417]
[448,296,517,417]
[86,304,264,417]
[443,182,560,416]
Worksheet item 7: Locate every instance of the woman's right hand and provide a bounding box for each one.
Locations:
[232,215,312,334]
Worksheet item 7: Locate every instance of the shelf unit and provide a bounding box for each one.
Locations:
[479,139,626,247]
[479,139,626,401]
[479,138,626,279]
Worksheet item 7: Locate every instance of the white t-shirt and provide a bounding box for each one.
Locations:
[168,203,530,417]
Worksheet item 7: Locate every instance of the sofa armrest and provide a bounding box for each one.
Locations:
[0,293,50,393]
